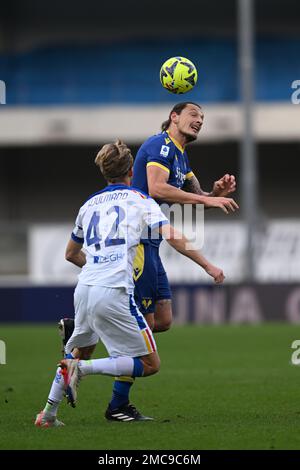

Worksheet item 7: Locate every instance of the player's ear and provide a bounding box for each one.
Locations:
[128,168,133,178]
[170,111,179,125]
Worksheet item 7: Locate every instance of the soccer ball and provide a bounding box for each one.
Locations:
[160,57,198,94]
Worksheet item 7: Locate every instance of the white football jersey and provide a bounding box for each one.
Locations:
[71,184,168,293]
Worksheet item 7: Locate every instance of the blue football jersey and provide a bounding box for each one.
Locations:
[132,131,194,197]
[132,131,194,245]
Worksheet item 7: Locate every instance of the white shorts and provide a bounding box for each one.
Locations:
[65,284,156,358]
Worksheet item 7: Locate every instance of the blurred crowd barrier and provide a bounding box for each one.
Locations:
[24,220,300,284]
[1,220,299,283]
[1,39,299,105]
[0,221,299,323]
[0,284,300,323]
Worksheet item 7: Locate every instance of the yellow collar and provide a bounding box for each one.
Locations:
[166,130,185,154]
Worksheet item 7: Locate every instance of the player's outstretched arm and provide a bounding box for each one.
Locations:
[159,224,225,284]
[65,239,86,268]
[182,174,208,196]
[147,165,239,214]
[148,165,209,204]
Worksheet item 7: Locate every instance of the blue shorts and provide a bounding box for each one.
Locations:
[133,243,171,315]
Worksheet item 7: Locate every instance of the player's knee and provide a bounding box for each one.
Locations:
[144,364,160,376]
[151,359,160,375]
[142,354,160,376]
[158,318,172,331]
[154,316,172,332]
[152,355,161,374]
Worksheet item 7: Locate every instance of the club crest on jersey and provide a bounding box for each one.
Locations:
[142,298,153,310]
[160,145,170,157]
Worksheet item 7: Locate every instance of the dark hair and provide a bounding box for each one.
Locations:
[161,102,202,131]
[95,139,133,182]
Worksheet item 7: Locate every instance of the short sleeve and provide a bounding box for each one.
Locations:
[145,137,173,176]
[71,210,84,244]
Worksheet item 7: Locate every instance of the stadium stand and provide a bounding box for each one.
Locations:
[0,38,299,104]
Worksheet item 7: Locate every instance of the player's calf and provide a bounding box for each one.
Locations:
[58,318,96,360]
[153,299,172,332]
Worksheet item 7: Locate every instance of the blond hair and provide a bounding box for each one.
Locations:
[95,140,133,182]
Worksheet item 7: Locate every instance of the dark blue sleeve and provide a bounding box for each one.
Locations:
[145,137,173,174]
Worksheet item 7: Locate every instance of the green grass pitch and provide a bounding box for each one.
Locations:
[0,323,300,450]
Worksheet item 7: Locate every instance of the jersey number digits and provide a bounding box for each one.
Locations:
[86,205,126,251]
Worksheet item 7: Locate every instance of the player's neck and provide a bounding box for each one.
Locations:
[166,128,186,151]
[107,177,130,187]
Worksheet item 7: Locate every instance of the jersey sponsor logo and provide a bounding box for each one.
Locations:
[160,145,170,157]
[94,252,125,264]
[175,167,186,186]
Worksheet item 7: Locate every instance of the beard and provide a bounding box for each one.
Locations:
[182,131,198,144]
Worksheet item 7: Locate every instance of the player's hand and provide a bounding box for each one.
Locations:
[212,174,236,197]
[206,264,225,284]
[202,196,239,214]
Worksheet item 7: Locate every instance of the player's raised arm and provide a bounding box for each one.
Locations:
[182,174,208,196]
[147,165,239,214]
[183,173,237,198]
[65,238,86,268]
[158,223,225,284]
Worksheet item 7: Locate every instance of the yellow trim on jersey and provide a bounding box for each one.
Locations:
[142,330,153,353]
[185,171,194,180]
[166,130,185,153]
[147,162,170,174]
[115,376,135,384]
[133,243,145,282]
